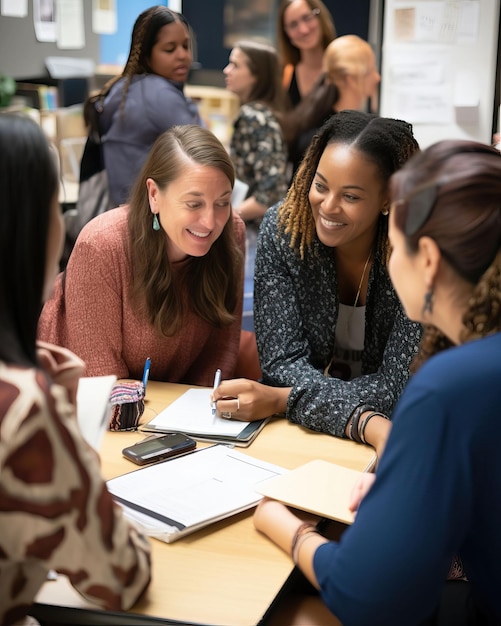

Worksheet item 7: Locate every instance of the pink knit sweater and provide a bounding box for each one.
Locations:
[39,206,246,387]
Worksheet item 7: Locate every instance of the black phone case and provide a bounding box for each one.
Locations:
[122,436,196,465]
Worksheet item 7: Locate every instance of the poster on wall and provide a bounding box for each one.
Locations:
[223,0,276,48]
[1,0,28,17]
[33,0,56,41]
[56,0,85,49]
[92,0,117,35]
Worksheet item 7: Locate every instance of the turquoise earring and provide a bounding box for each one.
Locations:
[152,214,160,231]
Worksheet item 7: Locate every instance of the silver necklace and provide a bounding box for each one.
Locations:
[350,250,372,310]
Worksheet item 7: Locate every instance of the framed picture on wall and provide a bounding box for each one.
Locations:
[223,0,277,48]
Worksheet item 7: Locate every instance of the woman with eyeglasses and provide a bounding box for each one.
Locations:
[212,111,422,459]
[277,0,336,107]
[277,0,337,175]
[253,138,501,626]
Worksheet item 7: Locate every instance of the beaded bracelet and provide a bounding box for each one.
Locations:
[290,522,318,564]
[359,411,390,445]
[348,404,373,443]
[293,530,319,566]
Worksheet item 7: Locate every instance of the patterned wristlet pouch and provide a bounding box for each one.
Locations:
[108,381,145,431]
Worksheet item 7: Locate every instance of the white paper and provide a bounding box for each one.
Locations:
[56,0,85,49]
[33,0,57,42]
[76,375,117,450]
[1,0,28,17]
[145,388,252,437]
[107,445,285,542]
[384,45,453,124]
[394,1,479,45]
[231,178,250,209]
[92,0,116,35]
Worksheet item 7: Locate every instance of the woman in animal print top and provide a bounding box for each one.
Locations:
[0,113,151,625]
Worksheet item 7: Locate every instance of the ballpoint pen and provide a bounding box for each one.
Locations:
[142,357,151,391]
[211,368,222,416]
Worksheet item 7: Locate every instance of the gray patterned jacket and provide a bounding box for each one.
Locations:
[254,203,423,437]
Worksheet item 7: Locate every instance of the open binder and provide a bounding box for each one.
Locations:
[141,387,268,446]
[107,444,285,543]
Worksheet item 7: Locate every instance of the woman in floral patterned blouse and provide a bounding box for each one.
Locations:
[224,40,289,223]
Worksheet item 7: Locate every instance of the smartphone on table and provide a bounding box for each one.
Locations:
[122,433,196,465]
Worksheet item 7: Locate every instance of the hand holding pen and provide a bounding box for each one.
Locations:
[211,368,222,416]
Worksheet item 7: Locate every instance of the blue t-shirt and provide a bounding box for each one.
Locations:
[314,332,501,625]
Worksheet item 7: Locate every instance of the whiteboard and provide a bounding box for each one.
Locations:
[379,0,500,148]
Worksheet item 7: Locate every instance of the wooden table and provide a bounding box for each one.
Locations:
[35,382,375,626]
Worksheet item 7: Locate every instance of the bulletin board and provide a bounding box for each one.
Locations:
[379,0,500,148]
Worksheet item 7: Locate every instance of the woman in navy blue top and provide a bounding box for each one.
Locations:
[254,139,501,626]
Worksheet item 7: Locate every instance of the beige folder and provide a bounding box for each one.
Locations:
[256,459,365,525]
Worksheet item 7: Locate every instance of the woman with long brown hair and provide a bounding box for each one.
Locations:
[39,125,245,386]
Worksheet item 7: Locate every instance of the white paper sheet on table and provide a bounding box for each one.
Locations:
[107,444,285,542]
[141,387,268,445]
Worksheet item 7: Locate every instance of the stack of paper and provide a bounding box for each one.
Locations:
[107,444,285,543]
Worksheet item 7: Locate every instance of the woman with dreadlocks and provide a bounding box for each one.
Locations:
[212,110,422,458]
[88,5,202,208]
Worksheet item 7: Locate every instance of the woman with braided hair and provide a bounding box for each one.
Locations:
[253,139,501,626]
[212,110,422,458]
[88,5,202,208]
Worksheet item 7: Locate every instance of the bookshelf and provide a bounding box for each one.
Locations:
[184,85,239,148]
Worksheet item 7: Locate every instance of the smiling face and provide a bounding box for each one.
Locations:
[147,160,233,263]
[223,47,256,103]
[308,142,387,254]
[148,20,192,83]
[283,0,323,52]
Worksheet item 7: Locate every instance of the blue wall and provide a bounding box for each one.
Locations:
[99,0,168,66]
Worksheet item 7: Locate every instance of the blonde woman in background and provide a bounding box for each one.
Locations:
[323,34,380,113]
[283,34,381,177]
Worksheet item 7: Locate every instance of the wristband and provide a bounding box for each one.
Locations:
[293,530,319,566]
[290,522,317,564]
[359,411,390,445]
[348,404,373,443]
